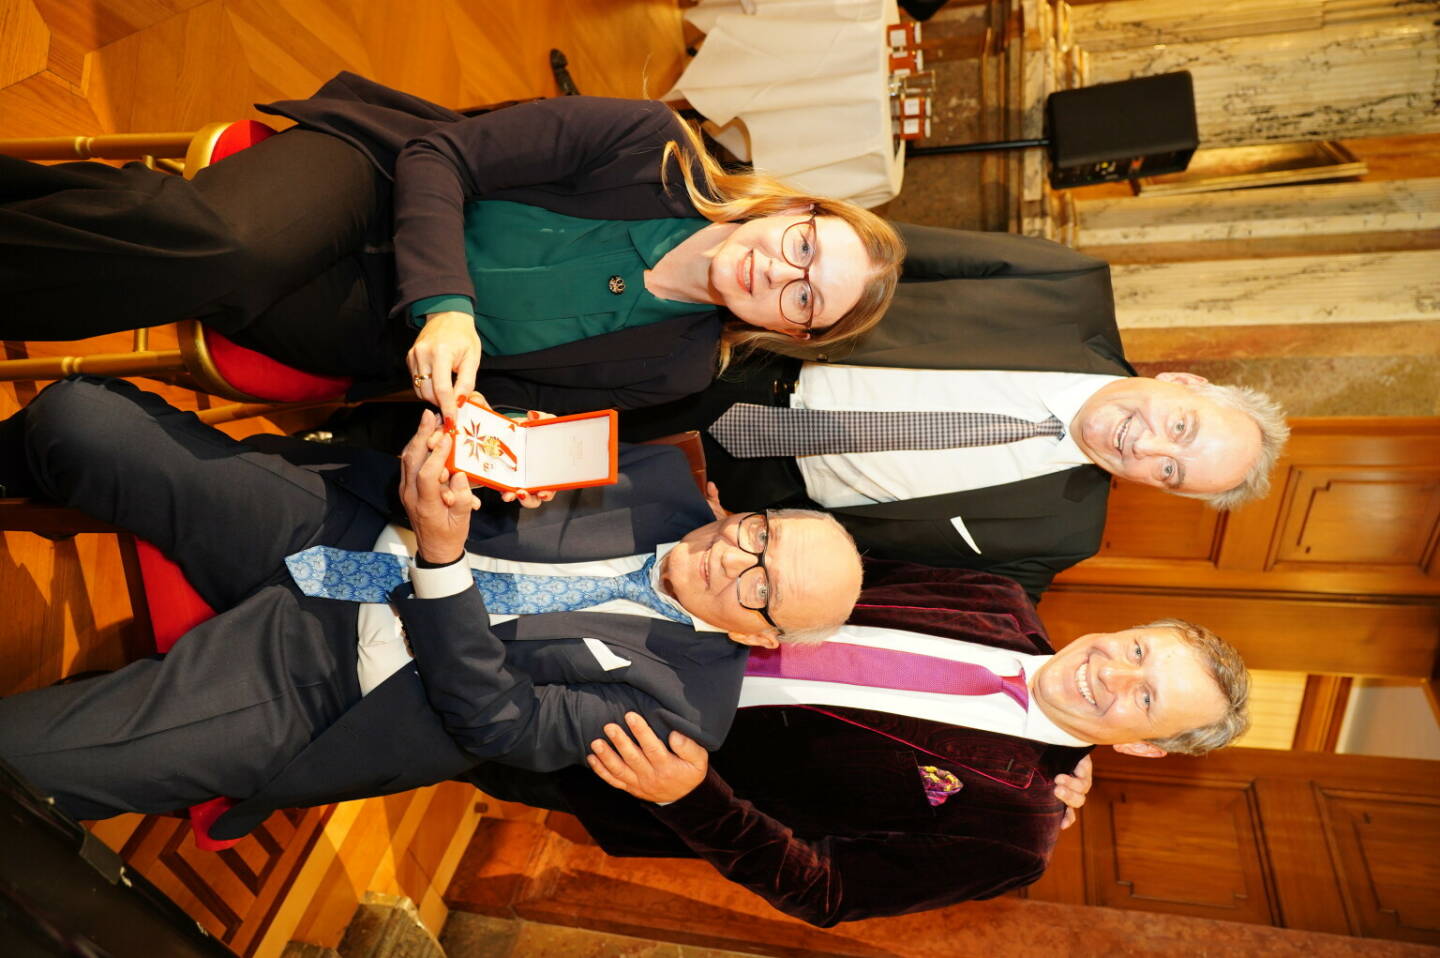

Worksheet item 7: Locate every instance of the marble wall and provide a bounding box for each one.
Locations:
[1111,250,1440,329]
[1072,0,1440,146]
[1076,178,1440,246]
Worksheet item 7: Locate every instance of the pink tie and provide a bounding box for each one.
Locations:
[745,643,1028,710]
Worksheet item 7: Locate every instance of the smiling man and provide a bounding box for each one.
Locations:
[465,561,1250,927]
[0,376,861,842]
[622,223,1291,599]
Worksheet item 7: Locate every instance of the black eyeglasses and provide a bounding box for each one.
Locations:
[778,211,819,328]
[732,512,780,631]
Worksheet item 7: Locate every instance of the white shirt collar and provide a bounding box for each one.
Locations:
[653,541,725,633]
[1046,375,1120,469]
[1021,652,1091,746]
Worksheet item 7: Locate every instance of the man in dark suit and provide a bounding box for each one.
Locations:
[466,558,1251,926]
[0,376,862,841]
[622,222,1290,599]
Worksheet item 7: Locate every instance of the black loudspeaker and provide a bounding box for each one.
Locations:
[1044,71,1198,188]
[0,760,236,958]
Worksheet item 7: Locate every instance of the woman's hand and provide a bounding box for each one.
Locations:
[499,409,558,510]
[408,311,482,420]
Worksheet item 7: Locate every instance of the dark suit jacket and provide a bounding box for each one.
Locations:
[724,221,1132,597]
[218,443,747,839]
[471,559,1092,926]
[260,72,724,414]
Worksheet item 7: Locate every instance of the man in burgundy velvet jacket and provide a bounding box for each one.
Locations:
[465,559,1250,926]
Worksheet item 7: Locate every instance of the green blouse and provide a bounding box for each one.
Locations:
[409,200,718,357]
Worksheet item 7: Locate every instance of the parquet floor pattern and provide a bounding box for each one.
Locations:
[1,2,687,954]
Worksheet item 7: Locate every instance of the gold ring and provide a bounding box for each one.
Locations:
[413,374,431,384]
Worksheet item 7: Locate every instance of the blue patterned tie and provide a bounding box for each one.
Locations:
[284,546,688,622]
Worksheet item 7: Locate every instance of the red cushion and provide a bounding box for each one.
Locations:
[135,539,216,653]
[200,121,355,403]
[208,119,277,163]
[187,796,242,851]
[203,328,353,402]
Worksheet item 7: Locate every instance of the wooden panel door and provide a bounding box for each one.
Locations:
[1083,777,1274,924]
[1028,747,1440,945]
[1040,417,1440,679]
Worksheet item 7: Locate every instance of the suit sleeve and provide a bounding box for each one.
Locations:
[394,589,700,773]
[894,221,1110,280]
[475,314,722,415]
[646,769,1052,926]
[392,96,686,313]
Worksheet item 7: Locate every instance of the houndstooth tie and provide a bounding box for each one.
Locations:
[708,404,1065,458]
[284,547,688,622]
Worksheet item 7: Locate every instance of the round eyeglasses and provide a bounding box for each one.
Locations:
[777,212,819,328]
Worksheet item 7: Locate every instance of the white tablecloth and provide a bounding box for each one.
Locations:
[665,0,904,209]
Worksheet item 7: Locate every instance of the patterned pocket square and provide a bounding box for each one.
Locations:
[918,765,963,806]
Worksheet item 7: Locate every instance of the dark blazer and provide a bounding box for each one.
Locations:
[830,223,1133,597]
[213,442,743,839]
[468,559,1092,926]
[261,72,725,414]
[627,221,1132,598]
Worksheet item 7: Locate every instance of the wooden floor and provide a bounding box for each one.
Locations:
[1,1,687,954]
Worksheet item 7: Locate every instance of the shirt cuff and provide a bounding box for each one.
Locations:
[410,557,473,599]
[409,295,476,327]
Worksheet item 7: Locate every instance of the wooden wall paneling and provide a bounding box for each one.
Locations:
[1253,779,1355,937]
[1318,789,1440,945]
[1081,747,1440,942]
[1056,417,1440,596]
[1272,465,1440,578]
[1082,775,1275,924]
[1094,481,1227,561]
[1293,675,1355,751]
[1037,588,1440,677]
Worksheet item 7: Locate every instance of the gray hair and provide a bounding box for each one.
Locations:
[768,508,863,646]
[1140,618,1251,756]
[1183,381,1290,511]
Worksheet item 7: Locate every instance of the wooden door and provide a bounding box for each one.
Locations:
[1039,417,1440,680]
[1026,746,1440,945]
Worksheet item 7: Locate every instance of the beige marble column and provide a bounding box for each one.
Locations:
[1070,0,1440,146]
[1076,178,1440,247]
[1110,249,1440,329]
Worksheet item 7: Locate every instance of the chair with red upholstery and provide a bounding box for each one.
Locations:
[0,121,355,407]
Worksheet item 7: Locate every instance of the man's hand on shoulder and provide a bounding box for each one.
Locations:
[1055,754,1093,829]
[587,711,708,804]
[399,410,479,565]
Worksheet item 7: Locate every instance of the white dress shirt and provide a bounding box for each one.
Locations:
[353,525,720,695]
[792,366,1119,552]
[738,623,1090,747]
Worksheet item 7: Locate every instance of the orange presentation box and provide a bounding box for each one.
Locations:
[445,397,618,493]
